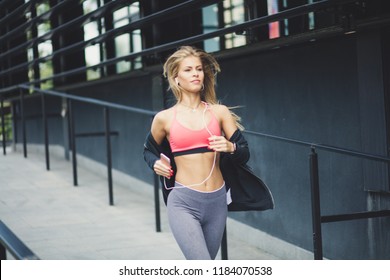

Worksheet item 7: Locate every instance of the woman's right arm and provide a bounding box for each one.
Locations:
[149,112,173,179]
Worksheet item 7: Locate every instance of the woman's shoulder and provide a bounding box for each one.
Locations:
[155,107,174,120]
[208,103,230,115]
[151,107,175,140]
[153,107,175,128]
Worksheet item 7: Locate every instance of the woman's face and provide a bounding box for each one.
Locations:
[176,56,204,94]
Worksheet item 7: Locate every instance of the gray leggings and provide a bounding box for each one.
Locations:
[167,183,228,260]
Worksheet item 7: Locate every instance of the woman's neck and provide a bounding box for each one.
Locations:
[178,98,202,112]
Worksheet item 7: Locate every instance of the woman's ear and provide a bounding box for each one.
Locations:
[175,77,179,86]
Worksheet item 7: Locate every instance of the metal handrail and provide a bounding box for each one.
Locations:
[18,85,156,117]
[14,85,163,234]
[245,130,390,260]
[11,85,388,165]
[0,220,39,260]
[245,130,390,163]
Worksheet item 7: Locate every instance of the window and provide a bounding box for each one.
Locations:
[202,0,246,52]
[82,1,142,79]
[223,0,246,49]
[27,1,53,89]
[201,0,323,52]
[268,0,280,39]
[83,0,104,80]
[113,2,142,74]
[202,4,220,52]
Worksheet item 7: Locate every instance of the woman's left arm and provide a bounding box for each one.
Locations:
[208,105,250,164]
[208,105,238,153]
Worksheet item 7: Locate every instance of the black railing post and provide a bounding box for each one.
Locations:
[104,107,114,206]
[0,243,6,260]
[1,98,6,155]
[221,225,228,260]
[154,174,161,232]
[309,147,323,260]
[41,93,50,170]
[20,88,27,158]
[12,102,18,145]
[68,100,78,186]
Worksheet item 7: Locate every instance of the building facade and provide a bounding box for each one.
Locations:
[1,0,390,259]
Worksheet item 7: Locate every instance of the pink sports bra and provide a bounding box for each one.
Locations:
[169,103,221,156]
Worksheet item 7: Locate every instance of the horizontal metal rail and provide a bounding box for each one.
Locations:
[245,130,390,163]
[0,0,38,25]
[245,130,390,260]
[18,84,156,117]
[321,210,390,223]
[6,86,389,165]
[75,131,119,138]
[0,0,134,64]
[0,0,219,70]
[12,85,156,207]
[0,0,75,43]
[0,0,358,89]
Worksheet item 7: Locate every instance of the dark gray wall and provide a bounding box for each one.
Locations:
[13,95,63,145]
[216,33,390,259]
[65,74,160,181]
[13,30,390,259]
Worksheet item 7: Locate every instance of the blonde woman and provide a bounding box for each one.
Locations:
[144,46,273,260]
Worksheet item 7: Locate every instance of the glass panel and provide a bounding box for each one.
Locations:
[40,60,53,89]
[113,2,142,73]
[85,45,101,80]
[223,0,246,49]
[84,21,99,41]
[115,34,130,73]
[113,6,129,26]
[36,2,49,16]
[132,29,142,70]
[38,41,52,57]
[83,0,98,14]
[308,0,315,30]
[267,0,280,39]
[83,0,101,80]
[202,4,220,52]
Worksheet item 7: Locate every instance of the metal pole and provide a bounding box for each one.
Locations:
[0,243,6,260]
[153,174,161,232]
[41,93,50,170]
[68,100,78,186]
[104,107,114,206]
[221,225,228,260]
[1,98,6,155]
[20,89,27,158]
[12,102,18,145]
[309,147,323,260]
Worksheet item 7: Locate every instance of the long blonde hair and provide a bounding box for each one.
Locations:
[163,46,243,130]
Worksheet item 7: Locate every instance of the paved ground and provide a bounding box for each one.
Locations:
[0,147,279,260]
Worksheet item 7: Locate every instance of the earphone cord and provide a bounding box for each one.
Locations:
[164,103,216,190]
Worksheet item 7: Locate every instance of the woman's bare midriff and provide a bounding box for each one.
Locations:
[174,152,224,192]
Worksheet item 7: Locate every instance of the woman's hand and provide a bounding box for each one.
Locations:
[154,160,173,179]
[208,135,235,153]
